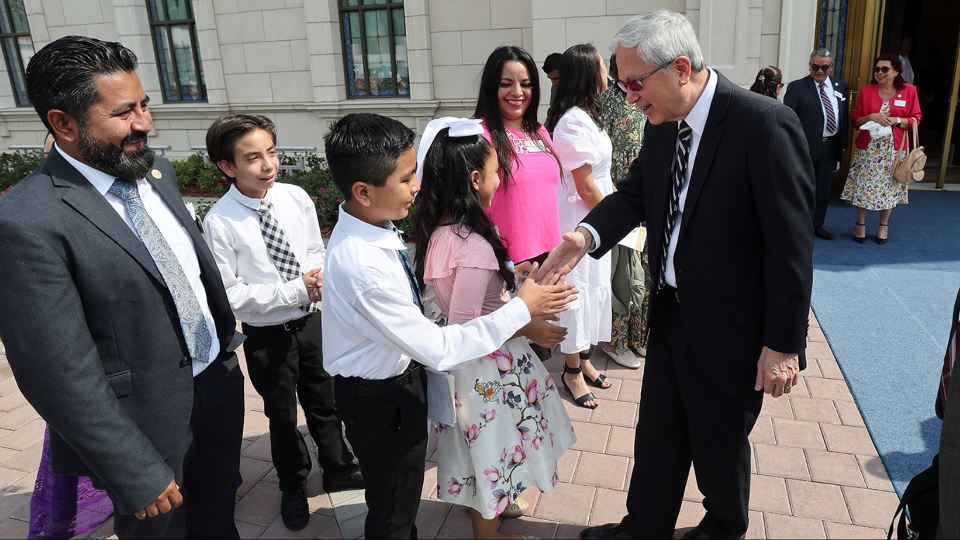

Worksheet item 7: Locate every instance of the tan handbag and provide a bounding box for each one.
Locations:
[893,126,926,184]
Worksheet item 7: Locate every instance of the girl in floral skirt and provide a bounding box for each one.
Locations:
[413,117,576,539]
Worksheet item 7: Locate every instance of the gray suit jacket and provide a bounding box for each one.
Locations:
[0,148,243,514]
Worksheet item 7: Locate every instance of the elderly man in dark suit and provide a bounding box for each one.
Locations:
[0,36,244,538]
[938,286,960,539]
[539,10,814,540]
[784,48,849,241]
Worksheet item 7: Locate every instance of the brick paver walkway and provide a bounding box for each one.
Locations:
[0,305,900,539]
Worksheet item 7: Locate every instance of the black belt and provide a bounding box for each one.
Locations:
[661,284,680,304]
[822,134,838,142]
[242,314,313,336]
[338,362,422,397]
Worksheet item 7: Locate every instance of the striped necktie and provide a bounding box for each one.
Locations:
[109,179,213,363]
[819,83,837,135]
[257,200,317,313]
[657,120,692,292]
[396,228,424,314]
[940,318,958,407]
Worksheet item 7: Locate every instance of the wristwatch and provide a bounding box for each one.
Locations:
[896,118,902,128]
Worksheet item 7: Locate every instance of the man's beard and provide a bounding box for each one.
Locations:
[78,126,155,181]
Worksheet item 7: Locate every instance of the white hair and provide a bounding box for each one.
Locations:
[810,48,833,61]
[610,9,705,72]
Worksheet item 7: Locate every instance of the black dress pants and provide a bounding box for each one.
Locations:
[813,135,841,229]
[111,353,245,539]
[334,367,428,540]
[242,314,354,492]
[620,290,763,539]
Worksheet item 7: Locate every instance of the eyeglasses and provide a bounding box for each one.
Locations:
[873,66,891,73]
[617,60,674,92]
[810,63,833,72]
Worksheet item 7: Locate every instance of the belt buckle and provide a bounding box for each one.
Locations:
[822,137,829,142]
[282,320,297,332]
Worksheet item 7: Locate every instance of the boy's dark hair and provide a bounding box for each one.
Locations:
[26,35,139,134]
[412,129,515,293]
[206,113,278,181]
[323,113,415,201]
[542,52,562,74]
[546,44,605,133]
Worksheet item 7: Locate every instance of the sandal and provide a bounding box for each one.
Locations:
[876,223,888,245]
[562,364,598,409]
[854,221,866,244]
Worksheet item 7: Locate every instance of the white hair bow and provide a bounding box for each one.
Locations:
[416,117,485,180]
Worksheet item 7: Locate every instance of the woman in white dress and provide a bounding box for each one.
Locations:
[545,44,614,409]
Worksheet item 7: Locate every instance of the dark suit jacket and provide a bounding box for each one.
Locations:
[0,149,243,514]
[783,75,849,162]
[584,71,814,392]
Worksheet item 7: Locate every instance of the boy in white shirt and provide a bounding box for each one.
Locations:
[202,114,362,532]
[321,113,576,539]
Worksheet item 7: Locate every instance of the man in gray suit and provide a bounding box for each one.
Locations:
[0,36,244,538]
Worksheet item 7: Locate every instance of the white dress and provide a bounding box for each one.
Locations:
[553,107,614,354]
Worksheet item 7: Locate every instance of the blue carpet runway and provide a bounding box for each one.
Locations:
[811,189,960,495]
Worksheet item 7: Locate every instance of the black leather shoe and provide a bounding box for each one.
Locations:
[580,523,633,539]
[814,227,835,240]
[679,525,746,540]
[280,487,309,531]
[322,464,365,492]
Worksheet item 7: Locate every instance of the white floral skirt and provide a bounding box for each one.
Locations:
[434,338,576,519]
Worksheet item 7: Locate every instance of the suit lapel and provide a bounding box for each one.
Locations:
[678,72,729,240]
[806,77,825,122]
[50,151,164,285]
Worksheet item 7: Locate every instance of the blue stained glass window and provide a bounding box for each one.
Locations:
[0,0,34,106]
[339,1,409,98]
[147,0,207,102]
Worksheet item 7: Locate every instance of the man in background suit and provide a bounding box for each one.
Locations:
[540,10,814,539]
[784,48,849,241]
[0,36,244,538]
[937,285,960,539]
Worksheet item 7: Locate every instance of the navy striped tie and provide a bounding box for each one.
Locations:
[658,121,692,292]
[819,83,837,134]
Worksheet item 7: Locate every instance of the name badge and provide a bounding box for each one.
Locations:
[834,90,845,101]
[894,99,907,107]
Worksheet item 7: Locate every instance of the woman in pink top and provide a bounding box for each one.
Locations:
[474,46,563,266]
[413,120,575,540]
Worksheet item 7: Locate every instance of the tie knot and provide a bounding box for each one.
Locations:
[258,199,273,215]
[678,120,692,143]
[108,179,139,201]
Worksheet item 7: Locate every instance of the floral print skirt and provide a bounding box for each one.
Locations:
[435,338,576,519]
[842,111,908,210]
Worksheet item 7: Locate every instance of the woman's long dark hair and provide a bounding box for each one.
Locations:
[546,44,605,132]
[473,46,558,188]
[871,53,906,90]
[749,66,782,98]
[413,129,516,293]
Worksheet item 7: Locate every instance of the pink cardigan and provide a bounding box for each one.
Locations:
[852,83,922,150]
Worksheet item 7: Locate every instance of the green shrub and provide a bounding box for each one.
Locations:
[0,152,43,196]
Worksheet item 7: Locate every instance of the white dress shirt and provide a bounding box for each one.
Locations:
[899,54,915,85]
[818,76,841,137]
[203,183,323,326]
[322,204,531,380]
[57,143,220,375]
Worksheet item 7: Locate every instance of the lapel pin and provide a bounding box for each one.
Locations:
[152,170,162,179]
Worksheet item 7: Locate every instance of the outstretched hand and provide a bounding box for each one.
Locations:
[516,263,577,318]
[522,314,567,348]
[535,228,591,284]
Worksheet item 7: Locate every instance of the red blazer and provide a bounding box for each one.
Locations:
[852,83,922,150]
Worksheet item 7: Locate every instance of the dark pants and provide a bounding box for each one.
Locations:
[813,135,842,229]
[242,314,354,492]
[620,291,763,539]
[334,367,428,540]
[111,353,245,539]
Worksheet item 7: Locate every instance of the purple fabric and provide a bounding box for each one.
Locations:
[28,427,113,539]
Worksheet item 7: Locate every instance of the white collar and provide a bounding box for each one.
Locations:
[55,142,139,195]
[681,67,717,138]
[817,76,833,88]
[335,203,407,250]
[227,183,268,211]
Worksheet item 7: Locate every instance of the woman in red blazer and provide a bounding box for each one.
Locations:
[841,53,921,244]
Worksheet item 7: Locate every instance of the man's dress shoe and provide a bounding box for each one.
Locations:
[814,227,835,240]
[580,523,633,539]
[322,463,365,492]
[280,487,309,531]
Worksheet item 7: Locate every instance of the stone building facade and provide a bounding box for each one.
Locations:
[0,0,817,156]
